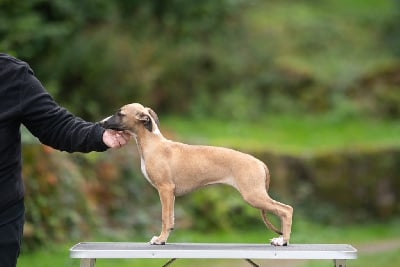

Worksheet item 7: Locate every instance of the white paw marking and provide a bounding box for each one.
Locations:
[150,236,165,245]
[150,236,159,245]
[270,236,287,246]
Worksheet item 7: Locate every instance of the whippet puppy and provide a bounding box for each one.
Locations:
[100,103,293,246]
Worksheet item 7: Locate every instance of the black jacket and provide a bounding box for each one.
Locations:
[0,53,108,216]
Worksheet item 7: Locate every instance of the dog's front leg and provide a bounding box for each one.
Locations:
[150,184,175,245]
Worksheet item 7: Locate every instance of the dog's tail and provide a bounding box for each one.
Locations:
[261,163,283,235]
[261,210,283,235]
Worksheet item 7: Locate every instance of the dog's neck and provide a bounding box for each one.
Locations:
[130,126,165,160]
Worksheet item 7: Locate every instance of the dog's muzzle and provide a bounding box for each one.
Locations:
[99,116,125,131]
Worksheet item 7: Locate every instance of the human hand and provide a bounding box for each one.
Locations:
[102,130,131,148]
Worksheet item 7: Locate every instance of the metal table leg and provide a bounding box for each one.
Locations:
[80,258,96,267]
[334,259,346,267]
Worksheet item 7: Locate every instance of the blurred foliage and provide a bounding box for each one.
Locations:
[23,144,94,249]
[1,0,399,120]
[2,0,400,250]
[22,143,162,249]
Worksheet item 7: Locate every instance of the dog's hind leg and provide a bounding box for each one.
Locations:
[150,184,175,245]
[261,205,293,246]
[241,191,293,246]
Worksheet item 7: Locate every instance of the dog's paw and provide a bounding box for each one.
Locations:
[150,236,166,245]
[270,236,288,246]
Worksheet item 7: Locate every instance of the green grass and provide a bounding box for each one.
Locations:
[18,219,400,267]
[162,115,400,156]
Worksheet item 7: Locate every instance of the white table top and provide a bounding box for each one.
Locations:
[70,242,357,260]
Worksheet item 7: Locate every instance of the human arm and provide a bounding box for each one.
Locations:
[19,64,127,152]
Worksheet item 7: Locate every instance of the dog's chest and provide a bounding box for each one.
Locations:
[140,157,155,187]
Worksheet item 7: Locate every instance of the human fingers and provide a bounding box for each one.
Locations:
[103,130,123,148]
[119,131,131,142]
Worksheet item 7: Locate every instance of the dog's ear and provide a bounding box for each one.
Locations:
[146,108,160,127]
[136,113,153,132]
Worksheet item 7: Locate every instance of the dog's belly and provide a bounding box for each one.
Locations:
[206,175,238,188]
[173,174,238,196]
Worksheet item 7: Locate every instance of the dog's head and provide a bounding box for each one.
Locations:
[100,103,160,135]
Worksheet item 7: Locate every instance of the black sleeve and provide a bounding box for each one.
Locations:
[20,65,109,153]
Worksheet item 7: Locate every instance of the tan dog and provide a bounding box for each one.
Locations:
[100,103,293,246]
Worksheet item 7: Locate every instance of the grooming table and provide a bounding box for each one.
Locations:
[70,242,357,267]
